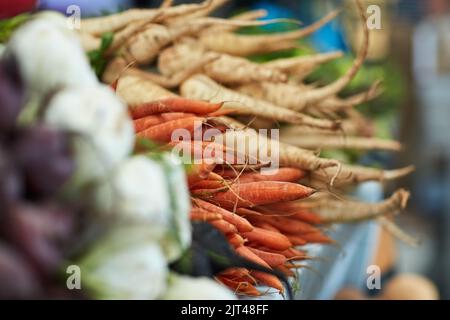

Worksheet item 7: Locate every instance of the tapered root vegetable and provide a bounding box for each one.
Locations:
[310,164,415,187]
[116,75,177,105]
[80,9,161,35]
[134,112,195,132]
[235,246,271,269]
[247,247,287,268]
[262,202,322,224]
[190,207,222,221]
[120,55,219,89]
[285,234,307,246]
[219,128,341,172]
[280,135,402,151]
[192,181,315,209]
[297,232,334,244]
[80,0,216,35]
[203,54,288,85]
[219,168,307,183]
[240,227,292,251]
[247,214,320,235]
[217,276,260,296]
[203,9,268,35]
[315,189,410,223]
[198,10,339,56]
[209,219,238,234]
[378,217,420,247]
[263,51,344,74]
[129,97,223,119]
[181,75,339,129]
[239,2,368,110]
[250,271,284,292]
[192,198,254,232]
[186,162,217,186]
[227,233,246,247]
[136,116,205,143]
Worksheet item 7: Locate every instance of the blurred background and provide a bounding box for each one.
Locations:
[32,0,450,299]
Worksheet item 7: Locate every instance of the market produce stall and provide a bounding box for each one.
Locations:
[0,0,425,300]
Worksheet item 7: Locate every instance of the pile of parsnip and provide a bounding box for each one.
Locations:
[79,0,415,297]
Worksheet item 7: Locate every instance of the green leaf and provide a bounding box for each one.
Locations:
[87,31,114,77]
[0,14,30,43]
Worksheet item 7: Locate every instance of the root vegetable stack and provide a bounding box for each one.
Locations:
[80,0,414,296]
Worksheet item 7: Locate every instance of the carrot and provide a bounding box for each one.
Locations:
[202,9,268,35]
[235,246,271,268]
[181,74,339,129]
[247,247,287,268]
[240,227,292,251]
[136,116,204,143]
[248,215,320,235]
[192,198,253,232]
[315,189,410,223]
[192,181,315,209]
[260,205,322,225]
[297,232,334,244]
[217,276,260,296]
[133,115,163,132]
[129,97,223,119]
[220,168,307,183]
[189,179,224,190]
[186,162,217,186]
[190,207,222,221]
[250,271,284,292]
[227,233,246,248]
[285,234,307,246]
[209,219,238,235]
[276,265,295,277]
[197,10,339,56]
[250,221,280,233]
[281,248,308,259]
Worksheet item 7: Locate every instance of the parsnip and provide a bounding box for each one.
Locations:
[181,74,339,129]
[197,10,339,56]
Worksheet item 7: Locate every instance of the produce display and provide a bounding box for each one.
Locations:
[0,0,416,299]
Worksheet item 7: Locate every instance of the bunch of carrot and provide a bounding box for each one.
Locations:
[80,0,415,296]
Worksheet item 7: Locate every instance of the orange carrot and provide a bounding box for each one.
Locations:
[134,112,197,132]
[285,234,307,246]
[193,181,315,209]
[220,168,307,183]
[276,265,295,277]
[247,247,287,268]
[192,198,254,233]
[134,115,163,132]
[190,207,222,221]
[263,202,322,224]
[137,116,204,143]
[235,246,271,269]
[250,221,280,233]
[241,227,292,251]
[298,232,334,244]
[250,271,284,292]
[186,162,217,186]
[209,219,238,235]
[220,268,255,284]
[189,179,224,190]
[129,97,223,119]
[217,276,260,296]
[251,215,320,235]
[227,233,246,248]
